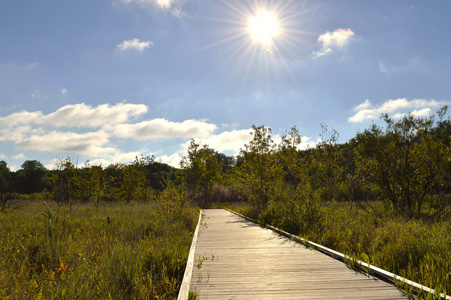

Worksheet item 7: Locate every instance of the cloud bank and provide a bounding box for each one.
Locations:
[0,102,261,168]
[348,98,450,123]
[113,119,217,140]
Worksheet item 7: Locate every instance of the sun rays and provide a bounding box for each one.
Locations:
[169,1,311,90]
[248,10,281,46]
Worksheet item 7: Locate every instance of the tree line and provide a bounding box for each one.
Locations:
[1,107,450,217]
[180,107,450,218]
[0,156,177,209]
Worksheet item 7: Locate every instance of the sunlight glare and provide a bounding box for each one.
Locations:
[248,10,280,45]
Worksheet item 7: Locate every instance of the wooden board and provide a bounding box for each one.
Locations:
[190,209,407,299]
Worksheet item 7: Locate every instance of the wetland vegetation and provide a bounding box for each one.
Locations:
[1,108,450,298]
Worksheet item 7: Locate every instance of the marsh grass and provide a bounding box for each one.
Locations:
[0,200,199,299]
[233,200,450,299]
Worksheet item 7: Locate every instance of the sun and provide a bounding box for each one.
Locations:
[248,10,281,45]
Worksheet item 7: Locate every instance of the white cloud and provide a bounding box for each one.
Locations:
[120,0,171,9]
[0,126,44,142]
[0,103,147,132]
[16,130,115,157]
[179,128,317,159]
[348,98,450,123]
[189,129,253,154]
[116,38,153,51]
[113,118,217,140]
[61,88,68,95]
[155,153,182,168]
[120,0,185,17]
[355,99,372,111]
[39,102,147,128]
[156,0,172,9]
[313,28,355,58]
[13,153,25,160]
[0,111,43,128]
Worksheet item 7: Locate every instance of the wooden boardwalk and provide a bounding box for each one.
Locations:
[189,209,406,299]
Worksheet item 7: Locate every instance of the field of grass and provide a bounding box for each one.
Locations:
[231,200,450,299]
[0,200,199,299]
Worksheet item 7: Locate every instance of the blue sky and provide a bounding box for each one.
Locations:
[1,0,450,170]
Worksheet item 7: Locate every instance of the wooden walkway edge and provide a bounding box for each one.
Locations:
[178,209,203,300]
[186,209,407,299]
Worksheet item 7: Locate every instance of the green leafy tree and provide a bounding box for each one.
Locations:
[52,157,78,207]
[299,126,343,201]
[278,126,302,186]
[355,108,451,216]
[179,140,222,206]
[234,125,284,211]
[0,161,14,210]
[16,160,49,194]
[104,163,124,200]
[76,162,105,207]
[0,161,11,193]
[118,157,148,203]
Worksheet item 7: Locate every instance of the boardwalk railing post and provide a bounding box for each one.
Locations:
[178,209,202,300]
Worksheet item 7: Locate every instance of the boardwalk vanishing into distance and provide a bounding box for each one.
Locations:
[188,209,407,299]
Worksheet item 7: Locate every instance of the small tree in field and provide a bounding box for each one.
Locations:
[278,126,302,186]
[235,125,284,211]
[355,107,450,216]
[118,157,148,203]
[179,140,222,206]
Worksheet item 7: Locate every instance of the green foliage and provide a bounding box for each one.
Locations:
[234,125,284,211]
[278,126,303,185]
[355,108,451,216]
[0,161,15,210]
[16,160,49,194]
[118,157,149,202]
[236,201,451,297]
[179,139,223,207]
[0,200,199,299]
[260,184,323,235]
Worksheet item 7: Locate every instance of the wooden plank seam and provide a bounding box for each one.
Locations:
[225,208,450,300]
[178,209,203,300]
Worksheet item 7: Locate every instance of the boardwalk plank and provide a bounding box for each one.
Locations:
[190,209,406,299]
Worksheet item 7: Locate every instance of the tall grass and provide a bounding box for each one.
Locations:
[0,199,198,299]
[232,194,451,299]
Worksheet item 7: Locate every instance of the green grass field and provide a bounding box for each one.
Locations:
[0,200,199,299]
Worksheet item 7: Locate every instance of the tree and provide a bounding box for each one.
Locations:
[0,161,11,193]
[118,157,148,203]
[234,125,284,210]
[179,140,222,206]
[297,125,343,201]
[104,163,124,200]
[16,160,49,194]
[278,126,302,186]
[355,108,451,216]
[0,161,14,210]
[52,157,78,207]
[144,160,177,191]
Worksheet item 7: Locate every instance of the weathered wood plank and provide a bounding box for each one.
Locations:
[190,209,407,299]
